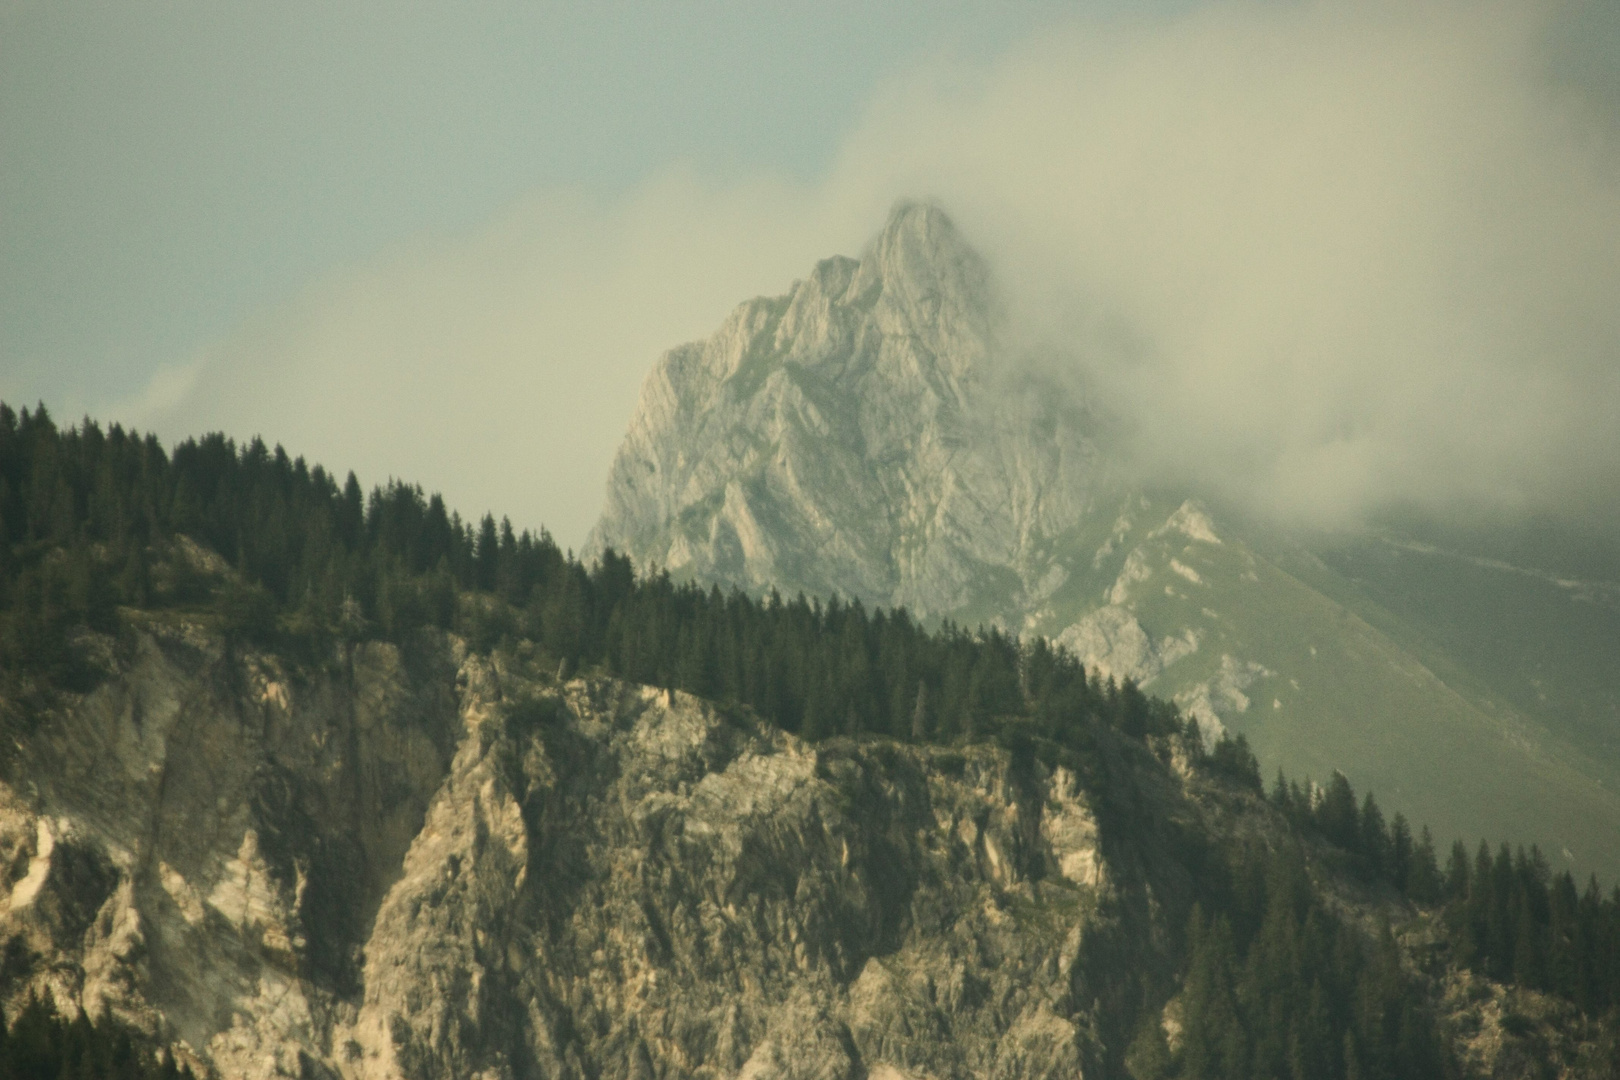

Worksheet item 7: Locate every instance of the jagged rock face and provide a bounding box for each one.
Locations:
[348,667,1119,1080]
[587,201,1105,619]
[582,203,1259,736]
[0,621,462,1077]
[0,622,1138,1079]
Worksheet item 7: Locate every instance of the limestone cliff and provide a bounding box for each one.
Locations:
[6,613,1609,1078]
[0,616,1174,1079]
[0,617,460,1077]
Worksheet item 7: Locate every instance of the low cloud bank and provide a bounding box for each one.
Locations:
[846,1,1620,534]
[138,1,1620,545]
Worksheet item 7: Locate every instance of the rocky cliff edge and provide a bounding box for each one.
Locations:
[0,617,1161,1080]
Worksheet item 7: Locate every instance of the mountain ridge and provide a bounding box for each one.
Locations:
[3,408,1619,1077]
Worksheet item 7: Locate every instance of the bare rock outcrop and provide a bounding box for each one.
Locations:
[0,620,462,1076]
[0,622,1149,1079]
[587,200,1107,621]
[344,662,1122,1080]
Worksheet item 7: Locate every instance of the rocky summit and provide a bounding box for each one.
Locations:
[588,200,1106,622]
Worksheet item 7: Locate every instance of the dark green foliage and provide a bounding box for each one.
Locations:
[1204,731,1262,792]
[1266,753,1620,1023]
[0,992,195,1080]
[1125,1013,1177,1080]
[1166,846,1452,1080]
[1316,772,1361,851]
[1433,840,1620,1015]
[1406,826,1443,906]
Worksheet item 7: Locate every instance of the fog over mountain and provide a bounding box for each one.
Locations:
[103,0,1620,552]
[875,5,1620,538]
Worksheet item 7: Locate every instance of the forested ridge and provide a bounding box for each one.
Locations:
[4,403,1620,1077]
[0,404,1152,747]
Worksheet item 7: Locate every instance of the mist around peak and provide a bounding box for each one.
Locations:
[103,0,1620,555]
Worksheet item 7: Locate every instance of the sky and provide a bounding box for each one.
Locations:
[3,0,1619,550]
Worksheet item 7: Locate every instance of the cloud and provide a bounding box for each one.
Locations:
[146,0,1620,544]
[834,1,1620,533]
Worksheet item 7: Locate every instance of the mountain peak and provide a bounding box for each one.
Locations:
[865,199,987,304]
[589,199,1092,616]
[875,198,956,247]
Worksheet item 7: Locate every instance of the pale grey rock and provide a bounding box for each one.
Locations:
[1055,608,1200,689]
[1147,502,1222,547]
[587,201,1107,620]
[345,669,1120,1080]
[1040,767,1104,889]
[585,204,1246,711]
[1174,657,1275,744]
[586,196,1283,727]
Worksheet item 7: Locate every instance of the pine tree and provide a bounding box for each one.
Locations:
[910,680,930,742]
[1389,812,1414,893]
[1408,826,1442,905]
[1316,772,1359,851]
[1359,792,1389,881]
[1444,841,1471,902]
[1182,910,1248,1080]
[1270,769,1292,814]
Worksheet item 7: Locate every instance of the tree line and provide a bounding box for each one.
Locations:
[1128,842,1451,1080]
[1138,749,1620,1076]
[1262,766,1620,1022]
[0,404,1175,754]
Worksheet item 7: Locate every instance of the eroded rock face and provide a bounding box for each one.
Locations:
[0,625,1137,1079]
[0,621,462,1077]
[580,201,1296,747]
[344,667,1118,1080]
[579,204,1265,743]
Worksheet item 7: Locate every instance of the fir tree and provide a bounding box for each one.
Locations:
[910,680,929,742]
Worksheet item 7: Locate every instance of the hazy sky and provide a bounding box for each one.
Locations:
[4,1,1618,548]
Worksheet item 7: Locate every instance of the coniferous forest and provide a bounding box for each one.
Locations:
[4,403,1620,1077]
[0,995,196,1080]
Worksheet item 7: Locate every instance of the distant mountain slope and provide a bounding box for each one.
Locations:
[589,202,1620,882]
[1047,491,1620,880]
[1305,530,1620,779]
